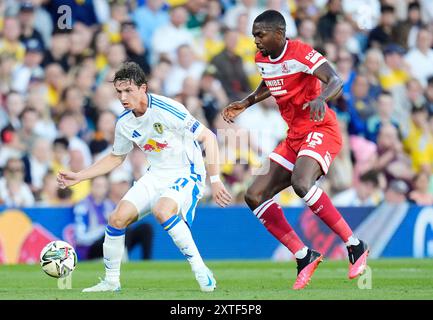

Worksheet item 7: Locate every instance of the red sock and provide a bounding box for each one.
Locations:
[303,186,353,242]
[253,199,305,254]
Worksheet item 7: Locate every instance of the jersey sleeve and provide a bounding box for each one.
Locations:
[112,122,134,155]
[295,41,327,74]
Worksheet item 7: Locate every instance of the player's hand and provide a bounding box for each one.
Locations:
[211,181,232,207]
[303,97,326,122]
[57,170,81,189]
[221,101,248,124]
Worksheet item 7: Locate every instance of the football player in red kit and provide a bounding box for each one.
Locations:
[222,10,369,290]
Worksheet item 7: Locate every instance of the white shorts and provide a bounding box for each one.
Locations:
[122,169,205,227]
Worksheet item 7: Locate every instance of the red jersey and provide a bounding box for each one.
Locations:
[255,39,339,139]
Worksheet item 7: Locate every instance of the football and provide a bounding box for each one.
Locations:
[39,240,77,278]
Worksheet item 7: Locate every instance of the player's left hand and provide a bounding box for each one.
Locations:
[211,181,232,207]
[303,97,326,122]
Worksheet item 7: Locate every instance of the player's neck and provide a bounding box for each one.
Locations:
[132,96,149,117]
[270,39,287,60]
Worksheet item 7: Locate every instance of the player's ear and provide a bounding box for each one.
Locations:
[140,83,148,93]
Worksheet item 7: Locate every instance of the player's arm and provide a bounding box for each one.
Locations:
[222,80,271,124]
[57,153,126,189]
[196,127,232,207]
[303,62,343,121]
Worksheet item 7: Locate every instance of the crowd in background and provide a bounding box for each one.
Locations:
[1,0,433,212]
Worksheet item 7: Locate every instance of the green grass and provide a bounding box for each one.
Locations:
[0,259,432,300]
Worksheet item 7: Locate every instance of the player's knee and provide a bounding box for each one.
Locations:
[108,211,130,229]
[245,187,268,210]
[291,175,313,198]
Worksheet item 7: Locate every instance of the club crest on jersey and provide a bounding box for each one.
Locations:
[142,139,169,152]
[153,123,163,134]
[281,61,290,74]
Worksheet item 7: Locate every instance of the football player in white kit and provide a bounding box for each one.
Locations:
[57,62,232,292]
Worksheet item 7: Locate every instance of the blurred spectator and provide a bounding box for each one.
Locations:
[332,20,361,57]
[297,17,317,47]
[342,0,381,31]
[165,44,205,97]
[0,52,15,96]
[223,0,264,34]
[366,91,401,143]
[174,76,208,127]
[384,179,409,205]
[108,169,132,204]
[374,122,414,185]
[51,137,69,175]
[198,65,229,129]
[68,149,91,204]
[349,134,378,185]
[345,73,376,136]
[0,157,35,207]
[96,42,127,86]
[210,28,251,101]
[57,111,92,167]
[151,5,194,64]
[37,170,62,205]
[2,90,26,130]
[0,16,26,63]
[409,171,433,206]
[335,48,356,96]
[404,27,433,88]
[0,124,25,168]
[41,28,71,72]
[265,0,297,39]
[358,48,383,98]
[120,20,151,75]
[425,76,433,115]
[185,0,207,29]
[89,110,116,159]
[132,0,169,52]
[22,137,52,195]
[11,38,45,94]
[402,104,433,173]
[332,169,383,206]
[367,4,397,50]
[233,12,261,89]
[17,107,42,152]
[192,19,224,63]
[18,2,45,51]
[317,0,343,43]
[391,1,424,50]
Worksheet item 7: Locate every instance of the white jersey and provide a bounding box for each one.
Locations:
[112,93,206,177]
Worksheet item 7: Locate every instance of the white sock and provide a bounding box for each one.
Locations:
[294,246,309,259]
[345,235,360,247]
[103,225,126,283]
[162,215,206,272]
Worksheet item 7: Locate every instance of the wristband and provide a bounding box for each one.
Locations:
[210,175,221,183]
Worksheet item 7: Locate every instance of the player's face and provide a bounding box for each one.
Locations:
[114,80,147,110]
[252,23,283,57]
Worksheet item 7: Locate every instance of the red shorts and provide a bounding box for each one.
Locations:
[269,126,342,174]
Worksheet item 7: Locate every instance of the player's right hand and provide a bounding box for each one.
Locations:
[221,101,248,124]
[57,171,81,189]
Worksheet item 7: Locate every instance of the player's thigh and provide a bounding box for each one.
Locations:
[152,196,179,223]
[157,175,203,227]
[247,159,293,200]
[121,173,158,222]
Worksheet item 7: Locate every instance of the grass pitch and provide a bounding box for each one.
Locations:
[0,259,432,300]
